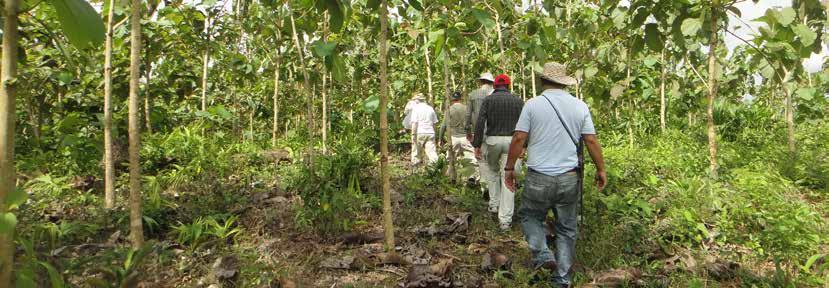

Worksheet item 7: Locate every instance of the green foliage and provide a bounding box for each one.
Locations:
[289,135,377,236]
[48,0,106,49]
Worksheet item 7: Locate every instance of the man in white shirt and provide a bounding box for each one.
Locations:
[409,93,439,166]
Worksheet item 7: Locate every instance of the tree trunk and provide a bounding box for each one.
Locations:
[521,53,526,101]
[531,61,537,96]
[144,52,152,135]
[441,50,456,181]
[705,0,720,179]
[322,73,328,154]
[423,34,434,105]
[783,70,795,154]
[201,14,210,111]
[103,0,116,209]
[378,0,396,251]
[289,6,315,165]
[660,48,667,132]
[0,0,20,284]
[128,0,145,248]
[272,56,280,147]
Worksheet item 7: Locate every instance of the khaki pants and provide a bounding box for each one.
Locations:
[482,136,514,226]
[411,134,438,165]
[450,136,476,163]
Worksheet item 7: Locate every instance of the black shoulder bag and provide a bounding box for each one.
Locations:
[541,95,585,199]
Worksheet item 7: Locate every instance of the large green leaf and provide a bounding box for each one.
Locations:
[644,23,663,51]
[408,0,423,11]
[313,41,337,58]
[792,23,817,47]
[777,7,796,26]
[428,29,445,59]
[0,212,17,234]
[331,54,346,82]
[471,8,495,28]
[796,87,816,101]
[681,18,701,37]
[324,0,346,32]
[49,0,106,49]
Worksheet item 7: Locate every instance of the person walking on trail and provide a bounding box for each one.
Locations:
[409,93,439,166]
[438,91,476,163]
[467,73,495,184]
[504,62,607,288]
[467,72,495,140]
[472,74,524,231]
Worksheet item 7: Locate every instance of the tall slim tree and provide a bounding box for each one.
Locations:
[0,0,19,283]
[272,54,281,147]
[659,48,667,132]
[201,13,210,111]
[103,0,117,209]
[705,0,720,179]
[128,0,145,248]
[378,0,395,251]
[441,50,456,180]
[288,4,315,165]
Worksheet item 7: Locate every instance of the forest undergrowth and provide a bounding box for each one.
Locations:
[12,109,829,287]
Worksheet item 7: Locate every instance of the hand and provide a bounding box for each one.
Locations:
[466,134,473,142]
[595,170,607,192]
[474,148,482,160]
[505,170,517,192]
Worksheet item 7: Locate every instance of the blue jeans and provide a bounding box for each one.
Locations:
[518,169,580,286]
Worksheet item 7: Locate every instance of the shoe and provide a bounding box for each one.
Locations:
[537,260,557,272]
[499,223,510,231]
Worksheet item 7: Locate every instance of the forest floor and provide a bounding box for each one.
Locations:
[16,136,828,287]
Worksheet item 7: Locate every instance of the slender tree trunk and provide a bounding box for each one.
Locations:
[144,53,152,134]
[289,6,315,165]
[442,51,456,180]
[660,48,667,132]
[0,0,19,283]
[531,60,537,96]
[782,69,795,154]
[705,0,720,179]
[423,34,434,105]
[521,53,526,101]
[272,56,280,147]
[378,0,396,251]
[494,12,506,69]
[103,0,116,209]
[201,15,210,111]
[322,73,328,154]
[128,0,145,248]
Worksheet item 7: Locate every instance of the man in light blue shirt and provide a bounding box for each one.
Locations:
[504,62,607,288]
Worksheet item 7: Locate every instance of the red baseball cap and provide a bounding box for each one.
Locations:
[494,74,510,87]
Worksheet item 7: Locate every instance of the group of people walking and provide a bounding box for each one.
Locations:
[403,62,608,287]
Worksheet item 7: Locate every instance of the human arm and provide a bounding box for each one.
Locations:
[583,134,607,192]
[504,131,528,192]
[472,99,488,148]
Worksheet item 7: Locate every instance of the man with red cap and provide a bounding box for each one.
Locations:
[472,74,524,230]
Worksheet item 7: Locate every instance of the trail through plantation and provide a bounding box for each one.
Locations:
[3,0,829,287]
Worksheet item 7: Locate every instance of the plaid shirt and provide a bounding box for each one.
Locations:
[472,88,524,148]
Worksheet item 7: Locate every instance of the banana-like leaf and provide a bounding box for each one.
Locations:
[49,0,105,49]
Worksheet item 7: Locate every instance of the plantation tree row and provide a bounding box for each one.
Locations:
[0,0,827,285]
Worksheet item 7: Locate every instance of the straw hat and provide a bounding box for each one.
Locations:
[412,93,426,101]
[538,62,578,86]
[478,72,495,83]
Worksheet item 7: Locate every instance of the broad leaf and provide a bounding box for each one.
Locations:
[49,0,106,49]
[681,18,701,37]
[0,212,17,234]
[796,87,816,101]
[408,0,422,11]
[313,41,337,58]
[792,24,817,47]
[5,187,27,210]
[471,8,495,28]
[644,23,663,51]
[777,7,795,26]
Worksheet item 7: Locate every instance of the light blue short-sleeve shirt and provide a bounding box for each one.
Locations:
[514,89,595,176]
